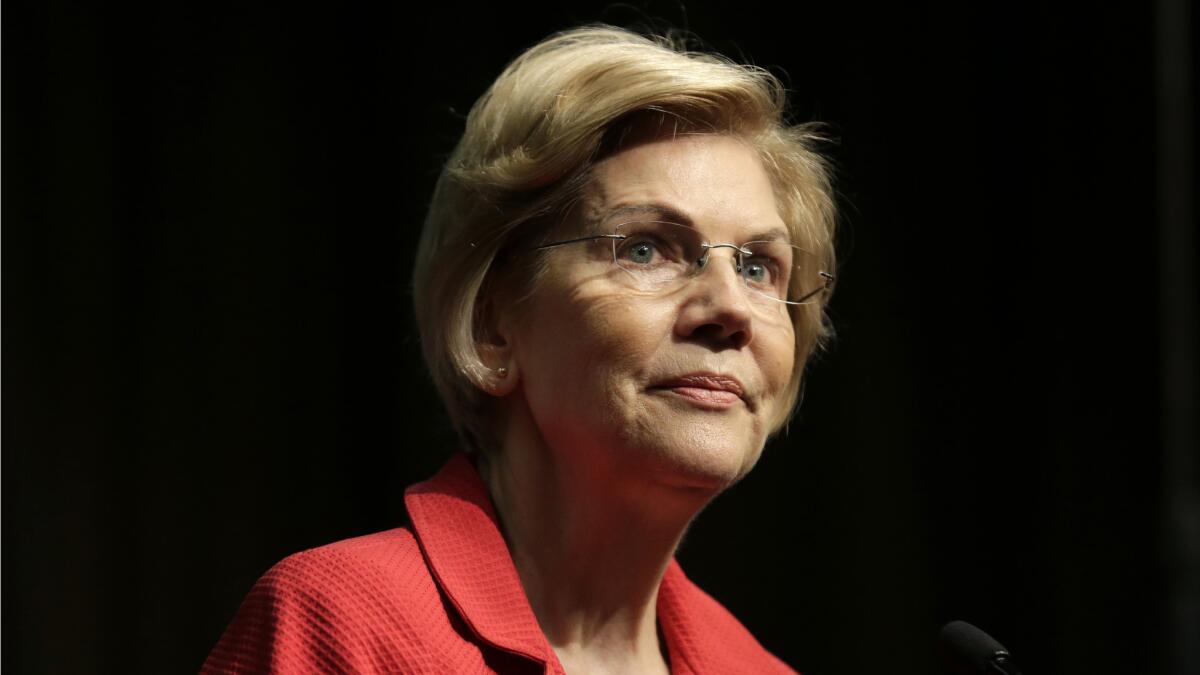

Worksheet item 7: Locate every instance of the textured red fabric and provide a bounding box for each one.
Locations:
[202,454,797,674]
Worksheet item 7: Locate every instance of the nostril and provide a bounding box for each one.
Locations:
[691,325,721,349]
[686,317,753,351]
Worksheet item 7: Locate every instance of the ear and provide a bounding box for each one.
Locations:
[476,340,518,397]
[474,288,520,398]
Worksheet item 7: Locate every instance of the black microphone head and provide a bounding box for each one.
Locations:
[939,620,1012,674]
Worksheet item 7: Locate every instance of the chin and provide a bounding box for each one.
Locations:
[622,392,765,486]
[636,424,765,494]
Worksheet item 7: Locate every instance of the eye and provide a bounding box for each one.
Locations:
[611,221,692,274]
[617,238,663,265]
[741,256,778,286]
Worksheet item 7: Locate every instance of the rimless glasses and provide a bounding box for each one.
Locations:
[533,220,834,308]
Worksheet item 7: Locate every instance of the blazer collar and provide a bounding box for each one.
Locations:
[404,453,555,666]
[404,453,787,675]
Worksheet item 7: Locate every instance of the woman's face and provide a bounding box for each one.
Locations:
[499,133,796,493]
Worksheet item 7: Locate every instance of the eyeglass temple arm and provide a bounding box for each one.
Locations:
[533,234,626,251]
[789,271,836,305]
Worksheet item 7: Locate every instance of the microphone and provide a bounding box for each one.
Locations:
[939,620,1023,675]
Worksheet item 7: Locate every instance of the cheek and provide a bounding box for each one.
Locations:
[515,287,673,413]
[511,289,685,464]
[760,323,797,400]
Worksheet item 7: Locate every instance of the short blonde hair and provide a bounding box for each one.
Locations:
[413,25,836,452]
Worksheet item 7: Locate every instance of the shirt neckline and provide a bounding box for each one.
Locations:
[403,452,770,675]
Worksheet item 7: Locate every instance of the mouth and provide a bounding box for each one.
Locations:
[650,373,748,411]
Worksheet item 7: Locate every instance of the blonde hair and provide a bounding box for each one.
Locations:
[413,25,837,451]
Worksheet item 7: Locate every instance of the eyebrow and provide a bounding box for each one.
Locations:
[594,202,791,243]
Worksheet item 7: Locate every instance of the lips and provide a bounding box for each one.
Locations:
[651,373,747,409]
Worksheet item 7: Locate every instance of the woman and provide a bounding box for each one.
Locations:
[203,25,835,674]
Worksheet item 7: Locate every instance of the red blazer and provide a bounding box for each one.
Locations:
[202,454,797,674]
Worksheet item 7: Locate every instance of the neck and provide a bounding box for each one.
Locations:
[480,396,717,674]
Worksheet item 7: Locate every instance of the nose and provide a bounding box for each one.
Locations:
[674,249,754,350]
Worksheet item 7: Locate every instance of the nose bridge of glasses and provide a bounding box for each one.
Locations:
[689,242,758,303]
[695,242,751,271]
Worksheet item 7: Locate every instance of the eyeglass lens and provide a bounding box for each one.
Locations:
[609,221,826,305]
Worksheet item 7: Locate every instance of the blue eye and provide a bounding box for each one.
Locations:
[621,240,658,265]
[741,257,775,286]
[743,261,768,284]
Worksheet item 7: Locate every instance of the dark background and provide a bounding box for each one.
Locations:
[5,1,1197,674]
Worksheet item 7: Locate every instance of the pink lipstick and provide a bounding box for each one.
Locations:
[653,374,745,410]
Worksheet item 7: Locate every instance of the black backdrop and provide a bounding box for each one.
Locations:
[6,1,1197,674]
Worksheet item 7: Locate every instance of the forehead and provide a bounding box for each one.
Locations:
[581,134,788,240]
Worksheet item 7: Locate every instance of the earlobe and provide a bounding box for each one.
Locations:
[489,362,519,396]
[476,342,519,397]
